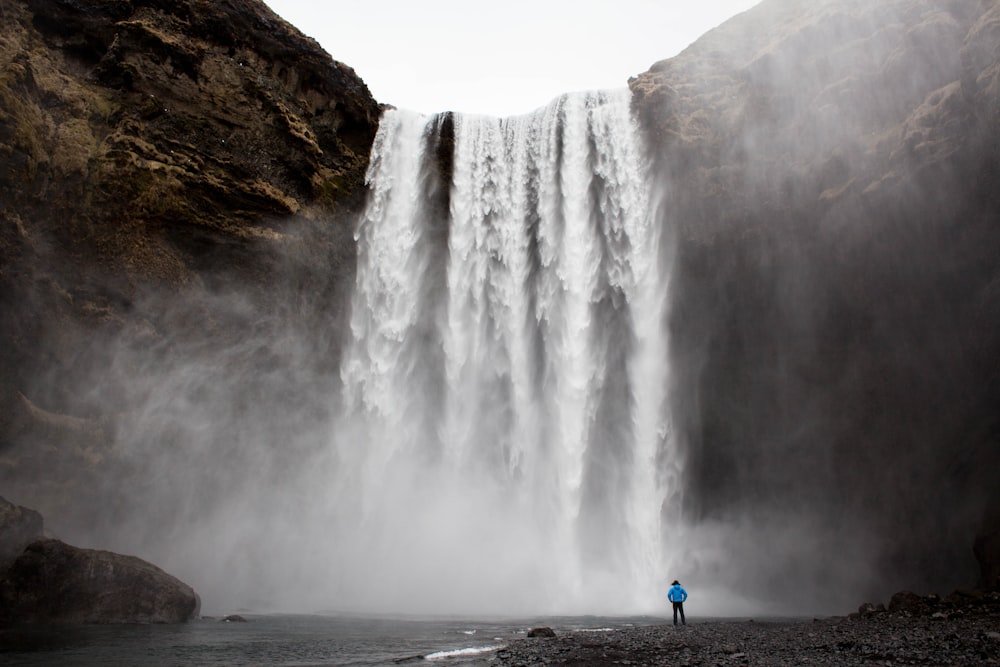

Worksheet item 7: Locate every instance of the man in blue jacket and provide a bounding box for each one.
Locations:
[668,580,688,625]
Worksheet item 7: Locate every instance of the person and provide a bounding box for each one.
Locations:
[668,580,688,625]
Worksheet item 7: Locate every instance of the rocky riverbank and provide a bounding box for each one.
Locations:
[494,593,1000,666]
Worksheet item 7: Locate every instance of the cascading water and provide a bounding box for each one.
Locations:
[332,89,679,615]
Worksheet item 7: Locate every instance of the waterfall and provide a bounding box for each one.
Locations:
[334,89,676,615]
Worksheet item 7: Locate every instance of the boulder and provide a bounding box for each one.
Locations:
[888,590,931,614]
[0,538,200,625]
[0,496,44,566]
[527,627,557,638]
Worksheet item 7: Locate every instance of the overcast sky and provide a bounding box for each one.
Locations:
[263,1,761,117]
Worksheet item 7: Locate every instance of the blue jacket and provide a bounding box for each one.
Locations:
[668,583,688,603]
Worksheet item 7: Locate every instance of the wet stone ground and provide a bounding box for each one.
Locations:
[493,595,1000,666]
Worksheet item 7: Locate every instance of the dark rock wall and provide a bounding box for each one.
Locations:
[0,0,380,521]
[631,0,1000,603]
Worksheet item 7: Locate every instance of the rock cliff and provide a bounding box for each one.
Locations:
[0,0,380,521]
[0,0,379,381]
[630,0,1000,603]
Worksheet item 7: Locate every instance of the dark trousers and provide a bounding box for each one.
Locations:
[672,601,686,625]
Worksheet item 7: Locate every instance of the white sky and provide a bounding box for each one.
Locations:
[263,1,761,117]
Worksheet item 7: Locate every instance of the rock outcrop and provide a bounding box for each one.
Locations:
[630,0,1000,606]
[0,538,200,624]
[1,499,200,625]
[0,496,43,565]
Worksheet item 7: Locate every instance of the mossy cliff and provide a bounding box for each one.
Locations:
[0,0,380,503]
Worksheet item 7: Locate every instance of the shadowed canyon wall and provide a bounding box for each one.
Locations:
[631,0,1000,603]
[1,0,998,613]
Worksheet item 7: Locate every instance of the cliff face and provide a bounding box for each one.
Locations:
[631,0,1000,601]
[0,0,380,510]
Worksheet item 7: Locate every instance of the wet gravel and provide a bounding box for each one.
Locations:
[493,598,1000,666]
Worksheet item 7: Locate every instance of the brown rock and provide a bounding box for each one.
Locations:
[0,0,380,354]
[0,538,200,625]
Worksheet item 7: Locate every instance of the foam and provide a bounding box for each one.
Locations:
[425,645,504,660]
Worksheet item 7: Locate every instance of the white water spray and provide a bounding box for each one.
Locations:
[333,90,678,615]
